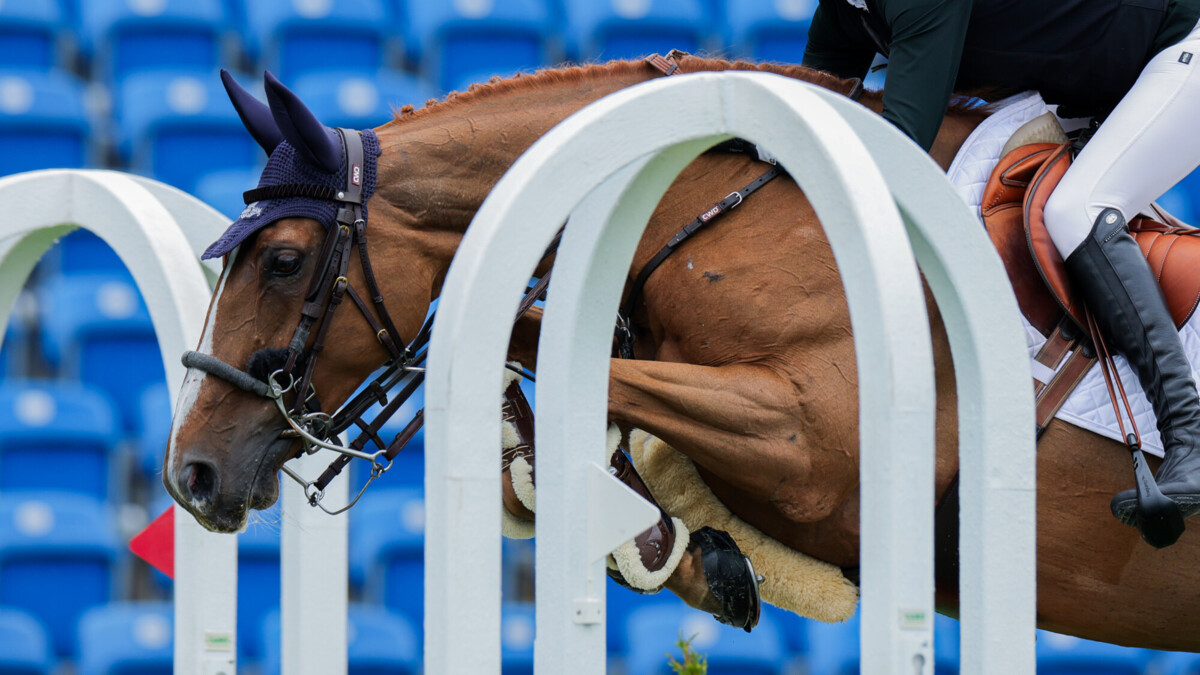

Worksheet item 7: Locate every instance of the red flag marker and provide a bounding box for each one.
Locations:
[130,505,175,579]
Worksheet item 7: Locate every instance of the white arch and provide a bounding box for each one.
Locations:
[425,71,1034,674]
[0,169,350,675]
[0,169,237,674]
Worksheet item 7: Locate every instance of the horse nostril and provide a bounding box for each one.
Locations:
[182,461,219,505]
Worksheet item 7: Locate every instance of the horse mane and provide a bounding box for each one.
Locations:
[383,56,891,126]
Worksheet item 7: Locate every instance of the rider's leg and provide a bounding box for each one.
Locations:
[1044,20,1200,539]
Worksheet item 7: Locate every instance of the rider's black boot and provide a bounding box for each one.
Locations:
[1065,208,1200,547]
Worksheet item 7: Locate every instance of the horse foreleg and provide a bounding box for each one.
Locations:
[606,357,861,625]
[607,357,858,524]
[506,305,541,369]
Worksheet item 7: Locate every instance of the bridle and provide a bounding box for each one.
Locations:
[182,127,436,514]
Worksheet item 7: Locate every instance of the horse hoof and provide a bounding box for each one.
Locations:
[691,526,762,632]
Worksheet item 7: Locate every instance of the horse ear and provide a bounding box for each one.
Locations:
[262,71,343,174]
[220,69,283,157]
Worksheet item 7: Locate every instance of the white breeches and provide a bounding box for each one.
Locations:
[1045,19,1200,257]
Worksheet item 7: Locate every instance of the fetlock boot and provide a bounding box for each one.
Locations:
[1065,208,1200,547]
[606,448,762,632]
[606,449,689,592]
[500,375,537,537]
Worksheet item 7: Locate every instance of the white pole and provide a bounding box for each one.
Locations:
[281,450,349,675]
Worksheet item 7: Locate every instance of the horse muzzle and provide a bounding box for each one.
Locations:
[165,428,295,533]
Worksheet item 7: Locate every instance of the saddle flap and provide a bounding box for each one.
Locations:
[982,143,1065,336]
[1022,143,1082,329]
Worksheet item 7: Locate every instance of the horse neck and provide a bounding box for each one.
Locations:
[369,70,655,288]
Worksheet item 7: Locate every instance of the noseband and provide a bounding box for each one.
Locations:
[183,127,433,514]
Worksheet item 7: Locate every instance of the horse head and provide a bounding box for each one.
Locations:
[164,71,428,532]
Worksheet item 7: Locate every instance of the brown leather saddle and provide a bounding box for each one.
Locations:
[982,141,1200,432]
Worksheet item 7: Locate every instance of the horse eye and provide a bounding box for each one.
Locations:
[269,251,304,277]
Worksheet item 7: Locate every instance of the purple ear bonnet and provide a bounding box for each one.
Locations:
[201,130,380,260]
[202,70,381,260]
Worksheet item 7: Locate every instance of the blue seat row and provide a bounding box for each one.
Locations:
[0,600,429,675]
[8,591,1200,675]
[0,66,439,195]
[0,492,120,658]
[0,380,120,499]
[37,273,164,432]
[2,0,815,88]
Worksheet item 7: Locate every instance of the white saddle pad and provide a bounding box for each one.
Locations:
[946,92,1200,458]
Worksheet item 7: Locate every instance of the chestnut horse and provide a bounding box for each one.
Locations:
[165,56,1200,651]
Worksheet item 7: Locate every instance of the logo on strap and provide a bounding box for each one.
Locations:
[351,164,362,186]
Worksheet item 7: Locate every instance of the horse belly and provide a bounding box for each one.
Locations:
[1033,424,1200,650]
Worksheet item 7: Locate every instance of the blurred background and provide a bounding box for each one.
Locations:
[0,0,1198,673]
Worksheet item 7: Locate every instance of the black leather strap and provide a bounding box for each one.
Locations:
[338,127,365,205]
[243,183,339,204]
[618,166,784,358]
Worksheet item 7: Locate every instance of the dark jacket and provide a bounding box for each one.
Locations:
[803,0,1200,150]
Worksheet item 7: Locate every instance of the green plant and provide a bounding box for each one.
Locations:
[667,633,708,674]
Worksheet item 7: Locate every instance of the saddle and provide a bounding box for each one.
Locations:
[981,141,1200,431]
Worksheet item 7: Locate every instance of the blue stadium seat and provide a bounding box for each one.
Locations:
[0,380,120,499]
[37,273,165,433]
[0,492,119,658]
[238,506,282,661]
[624,602,786,675]
[346,382,426,494]
[349,487,425,624]
[137,382,171,480]
[761,604,808,663]
[605,575,678,656]
[291,69,438,128]
[193,166,261,221]
[1036,630,1154,675]
[0,607,54,675]
[349,447,424,499]
[1163,168,1200,224]
[78,0,227,82]
[805,612,961,675]
[404,0,554,92]
[502,537,535,602]
[115,69,260,192]
[561,0,710,62]
[0,69,90,176]
[76,602,173,675]
[243,0,392,82]
[501,602,536,674]
[50,230,127,277]
[259,604,421,675]
[804,613,858,675]
[0,0,64,70]
[1158,650,1200,675]
[1,314,30,379]
[725,0,814,64]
